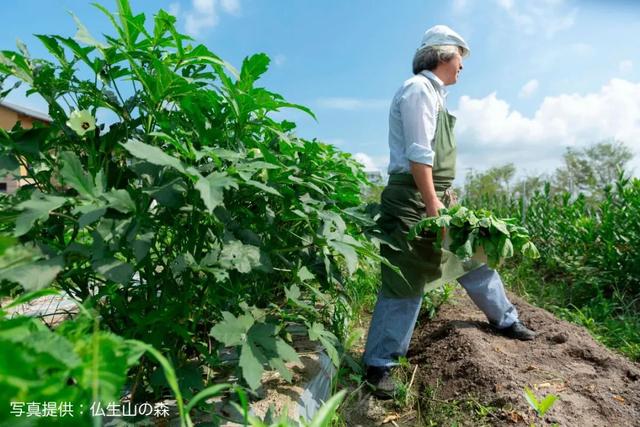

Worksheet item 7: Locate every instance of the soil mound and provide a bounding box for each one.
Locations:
[406,290,640,426]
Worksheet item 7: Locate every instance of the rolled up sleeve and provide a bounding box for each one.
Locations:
[399,85,437,166]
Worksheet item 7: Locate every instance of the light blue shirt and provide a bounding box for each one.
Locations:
[387,71,447,174]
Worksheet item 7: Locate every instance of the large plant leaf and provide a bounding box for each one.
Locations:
[0,154,20,176]
[243,179,281,197]
[195,172,238,212]
[60,151,96,199]
[14,192,67,236]
[122,138,188,175]
[239,53,270,87]
[72,12,108,49]
[76,206,107,228]
[250,323,300,382]
[75,331,130,404]
[103,189,135,213]
[20,330,82,369]
[307,322,340,367]
[238,339,266,391]
[218,240,262,274]
[0,255,64,291]
[327,240,358,276]
[92,258,134,284]
[209,311,254,347]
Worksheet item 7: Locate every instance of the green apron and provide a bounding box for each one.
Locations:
[379,92,474,298]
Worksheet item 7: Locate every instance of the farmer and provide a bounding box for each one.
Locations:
[363,25,536,398]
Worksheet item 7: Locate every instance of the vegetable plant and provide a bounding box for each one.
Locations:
[0,0,386,403]
[409,206,540,268]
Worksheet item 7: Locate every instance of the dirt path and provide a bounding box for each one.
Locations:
[342,290,640,426]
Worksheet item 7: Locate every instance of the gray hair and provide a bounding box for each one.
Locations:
[412,45,461,74]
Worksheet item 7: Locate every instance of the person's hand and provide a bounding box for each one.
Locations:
[426,198,445,218]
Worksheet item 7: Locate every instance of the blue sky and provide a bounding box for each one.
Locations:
[2,0,640,183]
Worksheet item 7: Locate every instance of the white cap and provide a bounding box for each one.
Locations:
[418,25,470,58]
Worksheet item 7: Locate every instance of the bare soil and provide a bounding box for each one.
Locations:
[342,289,640,426]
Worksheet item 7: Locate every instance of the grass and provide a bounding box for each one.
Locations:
[417,379,500,427]
[503,264,640,362]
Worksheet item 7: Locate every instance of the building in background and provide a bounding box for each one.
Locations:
[0,101,51,193]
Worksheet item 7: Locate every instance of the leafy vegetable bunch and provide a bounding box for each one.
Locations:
[409,205,540,268]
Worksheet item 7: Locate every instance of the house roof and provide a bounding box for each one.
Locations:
[0,101,52,122]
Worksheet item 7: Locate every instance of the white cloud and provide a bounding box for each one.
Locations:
[494,0,576,38]
[619,60,633,74]
[353,153,377,171]
[273,54,286,67]
[353,152,389,172]
[519,79,539,98]
[452,0,469,14]
[316,97,388,111]
[220,0,240,15]
[453,79,640,177]
[175,0,241,37]
[496,0,514,11]
[571,43,594,57]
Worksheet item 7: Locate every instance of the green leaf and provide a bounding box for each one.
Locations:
[240,53,270,86]
[435,215,451,228]
[327,240,358,275]
[500,238,514,259]
[538,394,558,417]
[35,34,67,64]
[308,390,346,427]
[286,286,314,311]
[195,172,238,212]
[0,234,16,256]
[239,339,265,390]
[297,266,315,282]
[456,238,474,259]
[76,332,130,404]
[71,12,108,49]
[132,232,154,262]
[521,241,541,259]
[243,179,282,197]
[0,240,39,269]
[60,151,96,198]
[169,252,196,277]
[0,154,20,176]
[0,255,64,291]
[147,178,188,208]
[93,258,134,284]
[22,330,82,368]
[184,384,230,413]
[308,322,340,367]
[490,217,510,235]
[523,386,539,412]
[76,206,107,228]
[209,311,254,347]
[250,323,300,382]
[219,240,262,274]
[285,284,301,302]
[103,189,135,213]
[127,340,187,422]
[122,139,188,175]
[14,191,67,236]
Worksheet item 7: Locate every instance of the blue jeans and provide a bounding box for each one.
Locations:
[363,265,519,368]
